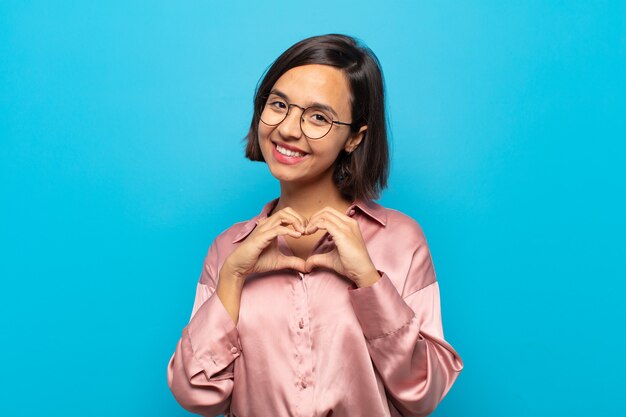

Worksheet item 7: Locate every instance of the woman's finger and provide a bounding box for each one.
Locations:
[279,207,308,231]
[310,206,355,225]
[262,224,302,242]
[304,251,339,273]
[306,212,349,237]
[275,253,307,273]
[262,209,306,233]
[307,208,355,231]
[247,224,301,254]
[255,214,300,235]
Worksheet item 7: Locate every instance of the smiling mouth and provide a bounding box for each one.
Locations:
[274,142,307,158]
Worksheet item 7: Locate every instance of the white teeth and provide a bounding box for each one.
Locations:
[276,143,305,158]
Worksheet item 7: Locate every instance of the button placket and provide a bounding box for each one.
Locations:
[292,270,314,398]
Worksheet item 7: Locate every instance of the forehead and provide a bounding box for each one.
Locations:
[271,64,352,115]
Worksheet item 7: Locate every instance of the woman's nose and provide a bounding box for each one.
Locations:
[277,106,304,140]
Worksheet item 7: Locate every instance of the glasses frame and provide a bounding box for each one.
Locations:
[260,97,354,140]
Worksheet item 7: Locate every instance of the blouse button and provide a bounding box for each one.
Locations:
[230,346,238,355]
[298,319,304,329]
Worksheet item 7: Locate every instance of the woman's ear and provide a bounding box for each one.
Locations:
[344,125,368,153]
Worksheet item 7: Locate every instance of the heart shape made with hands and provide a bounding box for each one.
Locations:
[276,219,334,262]
[259,208,380,287]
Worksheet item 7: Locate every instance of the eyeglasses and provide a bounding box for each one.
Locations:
[260,94,353,140]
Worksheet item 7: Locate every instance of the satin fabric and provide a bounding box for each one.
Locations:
[167,197,463,417]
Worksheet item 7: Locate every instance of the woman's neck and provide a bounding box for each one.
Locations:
[273,177,352,220]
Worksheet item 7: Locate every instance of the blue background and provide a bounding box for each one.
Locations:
[1,1,624,416]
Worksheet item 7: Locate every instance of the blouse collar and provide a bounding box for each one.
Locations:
[231,196,387,244]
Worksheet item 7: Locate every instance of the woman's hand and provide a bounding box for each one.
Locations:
[222,207,308,280]
[304,207,380,287]
[217,207,308,323]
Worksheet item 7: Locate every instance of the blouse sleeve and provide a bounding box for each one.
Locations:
[167,241,240,417]
[348,237,464,417]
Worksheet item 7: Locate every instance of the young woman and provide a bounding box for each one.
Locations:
[167,34,463,417]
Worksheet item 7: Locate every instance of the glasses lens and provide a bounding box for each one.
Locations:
[260,96,288,126]
[301,107,333,139]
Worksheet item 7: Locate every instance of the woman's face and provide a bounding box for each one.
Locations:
[258,64,366,187]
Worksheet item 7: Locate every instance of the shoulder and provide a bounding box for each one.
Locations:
[373,202,429,245]
[215,219,253,245]
[206,219,252,259]
[198,216,258,285]
[200,198,278,278]
[364,202,437,295]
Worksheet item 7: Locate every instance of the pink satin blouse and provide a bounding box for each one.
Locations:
[167,197,463,417]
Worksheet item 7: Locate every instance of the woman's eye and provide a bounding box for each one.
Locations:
[269,100,287,110]
[311,112,330,124]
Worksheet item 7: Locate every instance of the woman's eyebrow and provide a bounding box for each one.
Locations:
[269,88,339,118]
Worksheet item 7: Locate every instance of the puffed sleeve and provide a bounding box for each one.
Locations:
[349,234,463,417]
[167,241,240,417]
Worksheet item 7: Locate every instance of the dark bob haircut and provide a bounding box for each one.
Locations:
[244,34,389,201]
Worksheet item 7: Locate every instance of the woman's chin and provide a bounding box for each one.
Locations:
[269,170,303,184]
